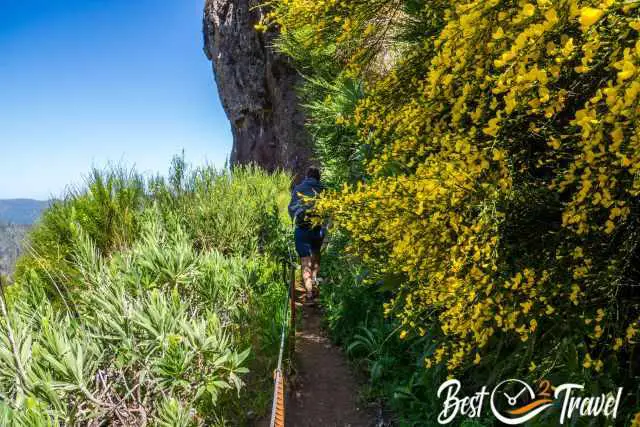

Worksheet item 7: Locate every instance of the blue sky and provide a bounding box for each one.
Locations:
[0,0,232,200]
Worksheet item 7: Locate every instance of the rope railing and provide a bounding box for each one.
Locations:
[269,256,297,427]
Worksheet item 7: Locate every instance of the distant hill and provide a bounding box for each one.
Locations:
[0,199,49,225]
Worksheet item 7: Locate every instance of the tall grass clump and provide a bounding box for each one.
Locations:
[3,158,293,425]
[16,157,290,299]
[150,158,291,255]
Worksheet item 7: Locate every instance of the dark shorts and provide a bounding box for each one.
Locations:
[294,226,324,258]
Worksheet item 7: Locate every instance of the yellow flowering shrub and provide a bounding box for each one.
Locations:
[272,0,640,402]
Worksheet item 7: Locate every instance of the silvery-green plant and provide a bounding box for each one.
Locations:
[1,162,292,425]
[0,227,253,425]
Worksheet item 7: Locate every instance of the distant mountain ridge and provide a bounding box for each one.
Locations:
[0,199,49,225]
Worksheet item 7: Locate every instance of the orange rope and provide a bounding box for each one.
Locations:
[270,260,296,427]
[272,369,285,427]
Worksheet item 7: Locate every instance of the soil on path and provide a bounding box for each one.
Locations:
[286,294,378,427]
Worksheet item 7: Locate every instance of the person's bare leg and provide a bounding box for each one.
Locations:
[311,252,320,295]
[311,253,320,279]
[301,256,314,299]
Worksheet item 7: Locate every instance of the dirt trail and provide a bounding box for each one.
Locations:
[286,293,377,427]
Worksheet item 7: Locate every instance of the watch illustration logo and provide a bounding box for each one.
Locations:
[437,378,623,425]
[489,379,553,424]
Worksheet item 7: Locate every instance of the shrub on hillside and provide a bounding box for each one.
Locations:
[15,158,291,300]
[2,161,292,425]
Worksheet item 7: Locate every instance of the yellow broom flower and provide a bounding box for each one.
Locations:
[580,8,604,29]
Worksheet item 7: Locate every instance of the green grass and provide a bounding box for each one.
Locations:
[0,158,293,425]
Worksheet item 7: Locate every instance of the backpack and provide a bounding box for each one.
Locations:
[290,179,323,229]
[294,204,314,228]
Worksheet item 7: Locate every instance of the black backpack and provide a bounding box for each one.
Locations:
[294,199,315,228]
[290,178,324,229]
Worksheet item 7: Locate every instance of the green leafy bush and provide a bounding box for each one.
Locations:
[1,160,292,425]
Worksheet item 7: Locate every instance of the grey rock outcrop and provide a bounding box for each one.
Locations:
[203,0,311,175]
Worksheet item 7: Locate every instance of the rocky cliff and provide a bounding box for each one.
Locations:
[203,0,311,175]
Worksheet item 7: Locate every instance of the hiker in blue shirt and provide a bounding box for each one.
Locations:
[288,167,325,305]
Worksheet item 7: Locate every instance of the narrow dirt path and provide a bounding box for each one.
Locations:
[286,296,377,427]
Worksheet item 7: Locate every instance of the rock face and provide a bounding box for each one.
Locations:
[203,0,311,175]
